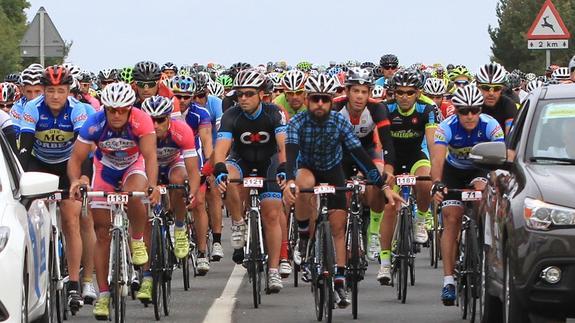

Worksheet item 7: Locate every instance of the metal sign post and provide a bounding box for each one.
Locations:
[526,0,570,69]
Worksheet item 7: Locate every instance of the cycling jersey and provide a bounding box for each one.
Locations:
[9,96,27,135]
[184,103,211,158]
[481,95,517,132]
[273,93,307,118]
[78,107,155,171]
[434,113,505,170]
[385,100,440,167]
[81,93,101,110]
[157,119,197,168]
[439,99,455,119]
[20,96,89,164]
[199,95,223,143]
[217,102,286,163]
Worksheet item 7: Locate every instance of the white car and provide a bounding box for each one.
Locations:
[0,133,59,323]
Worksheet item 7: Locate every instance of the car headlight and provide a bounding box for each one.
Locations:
[524,198,575,230]
[0,227,9,253]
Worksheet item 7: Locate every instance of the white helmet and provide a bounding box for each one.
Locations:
[162,76,175,91]
[551,67,570,81]
[100,82,136,108]
[423,78,446,96]
[20,66,44,86]
[451,84,484,107]
[233,69,266,89]
[141,95,173,117]
[526,79,544,92]
[63,63,82,80]
[476,62,507,84]
[207,81,224,97]
[267,72,282,89]
[281,70,307,91]
[305,73,339,95]
[372,85,384,98]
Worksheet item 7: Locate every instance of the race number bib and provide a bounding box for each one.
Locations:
[396,175,417,186]
[243,177,264,188]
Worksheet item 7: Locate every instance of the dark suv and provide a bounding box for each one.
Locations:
[470,84,575,323]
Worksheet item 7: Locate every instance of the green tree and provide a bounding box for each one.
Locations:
[0,0,30,78]
[489,0,575,74]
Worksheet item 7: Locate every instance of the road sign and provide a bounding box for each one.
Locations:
[527,0,571,40]
[528,39,568,49]
[20,7,65,65]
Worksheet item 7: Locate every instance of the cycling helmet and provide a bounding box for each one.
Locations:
[345,67,373,86]
[305,73,339,95]
[4,73,20,84]
[372,66,385,78]
[327,66,344,77]
[118,67,134,84]
[547,64,560,74]
[216,75,234,89]
[133,61,161,81]
[526,79,544,92]
[451,84,484,107]
[423,78,446,95]
[161,76,175,90]
[161,62,178,73]
[98,68,118,82]
[70,78,81,93]
[281,70,307,91]
[141,95,173,117]
[207,81,225,97]
[178,65,194,77]
[262,78,274,95]
[20,65,44,86]
[360,62,376,70]
[379,54,399,67]
[266,72,282,89]
[193,73,210,94]
[392,69,422,88]
[171,75,196,94]
[371,85,384,98]
[524,73,537,82]
[100,82,136,108]
[233,69,266,89]
[0,82,18,102]
[551,67,570,81]
[448,65,472,81]
[446,64,455,71]
[63,63,82,80]
[78,71,92,83]
[506,73,522,89]
[41,65,74,86]
[476,62,507,84]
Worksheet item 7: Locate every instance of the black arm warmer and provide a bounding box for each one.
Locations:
[18,132,35,171]
[349,146,386,188]
[377,125,396,168]
[285,142,300,181]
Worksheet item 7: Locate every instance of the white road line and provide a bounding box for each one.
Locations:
[202,264,246,323]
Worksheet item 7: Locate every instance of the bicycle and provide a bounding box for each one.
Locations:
[224,171,278,308]
[389,174,431,304]
[287,204,299,287]
[430,201,443,269]
[80,187,145,323]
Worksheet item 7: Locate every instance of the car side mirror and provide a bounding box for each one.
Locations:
[469,142,508,168]
[20,172,59,198]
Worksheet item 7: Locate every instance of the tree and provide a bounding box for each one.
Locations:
[489,0,575,74]
[0,0,30,78]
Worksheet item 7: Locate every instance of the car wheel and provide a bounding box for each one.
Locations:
[480,247,502,323]
[22,261,29,323]
[502,244,528,323]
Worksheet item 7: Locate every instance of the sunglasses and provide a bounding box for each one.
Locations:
[457,106,481,115]
[426,94,443,99]
[478,84,503,92]
[0,103,13,109]
[135,81,157,88]
[513,87,521,92]
[193,92,207,99]
[382,65,398,70]
[236,90,258,98]
[105,106,131,115]
[395,90,417,97]
[308,94,332,103]
[175,94,192,100]
[273,89,284,94]
[152,116,168,124]
[285,90,305,96]
[454,80,469,87]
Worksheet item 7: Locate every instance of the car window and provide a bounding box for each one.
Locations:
[507,99,530,150]
[0,132,20,193]
[527,101,575,159]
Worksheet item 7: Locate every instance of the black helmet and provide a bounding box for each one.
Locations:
[133,61,161,81]
[161,62,178,73]
[392,68,422,88]
[4,72,20,83]
[506,73,522,89]
[379,54,399,67]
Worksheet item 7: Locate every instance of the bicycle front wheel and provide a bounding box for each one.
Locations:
[111,230,125,323]
[399,208,410,304]
[151,222,164,321]
[321,222,334,323]
[249,210,261,308]
[350,215,360,319]
[467,220,480,323]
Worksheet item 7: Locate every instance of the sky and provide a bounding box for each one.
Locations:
[24,0,500,73]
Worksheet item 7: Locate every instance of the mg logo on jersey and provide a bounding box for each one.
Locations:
[240,131,270,144]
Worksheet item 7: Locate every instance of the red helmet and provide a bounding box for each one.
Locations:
[41,65,74,86]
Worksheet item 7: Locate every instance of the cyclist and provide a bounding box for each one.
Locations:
[67,82,161,320]
[213,69,287,293]
[141,95,202,269]
[431,84,504,306]
[118,66,134,85]
[332,67,396,261]
[267,72,283,101]
[19,65,90,312]
[475,63,517,134]
[424,77,454,119]
[78,71,101,110]
[98,68,118,88]
[0,82,18,113]
[132,61,182,118]
[0,83,18,150]
[161,62,178,78]
[283,73,401,308]
[11,63,44,136]
[375,54,399,87]
[273,69,308,118]
[447,65,473,90]
[376,68,440,285]
[216,74,234,96]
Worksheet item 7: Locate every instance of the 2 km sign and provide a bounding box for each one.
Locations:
[526,0,570,50]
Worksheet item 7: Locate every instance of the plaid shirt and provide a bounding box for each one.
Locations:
[286,111,361,171]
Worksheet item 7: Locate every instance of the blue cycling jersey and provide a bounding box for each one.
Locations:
[202,95,222,142]
[9,96,27,135]
[20,96,88,164]
[185,102,211,157]
[434,114,504,170]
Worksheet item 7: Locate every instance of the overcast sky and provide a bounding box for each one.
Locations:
[25,0,500,72]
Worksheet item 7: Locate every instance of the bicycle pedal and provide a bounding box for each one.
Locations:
[211,255,222,262]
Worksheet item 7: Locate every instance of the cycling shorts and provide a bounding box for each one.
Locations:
[442,162,487,208]
[159,157,186,185]
[298,163,347,211]
[225,153,282,201]
[90,156,147,209]
[394,150,430,175]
